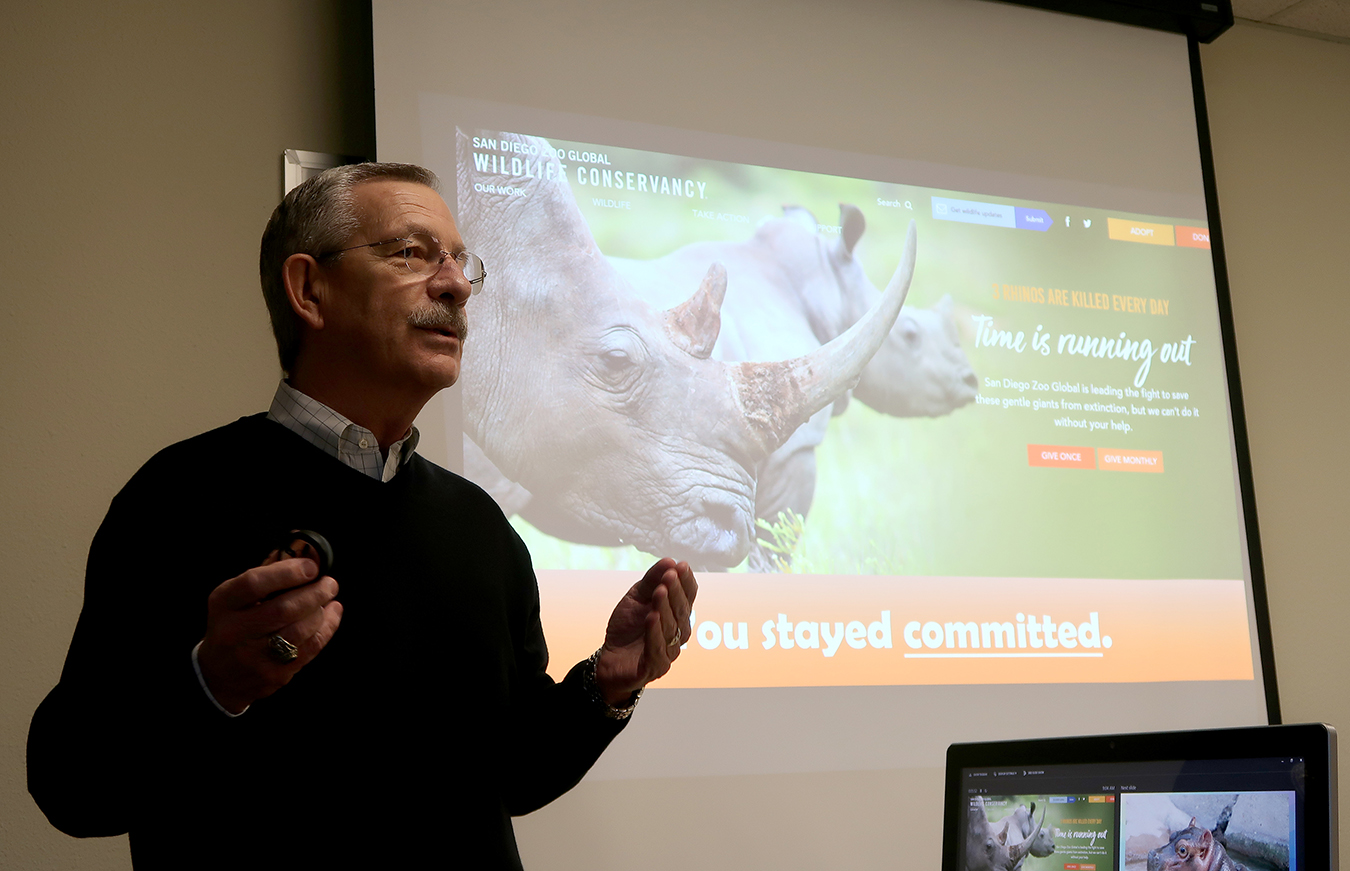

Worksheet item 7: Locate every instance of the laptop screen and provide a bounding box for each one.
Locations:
[944,724,1336,871]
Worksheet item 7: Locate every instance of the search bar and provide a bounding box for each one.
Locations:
[932,197,1052,232]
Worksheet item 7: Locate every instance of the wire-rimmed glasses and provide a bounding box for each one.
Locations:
[326,233,487,294]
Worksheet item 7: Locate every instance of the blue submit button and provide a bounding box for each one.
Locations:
[1015,207,1052,231]
[931,196,1052,232]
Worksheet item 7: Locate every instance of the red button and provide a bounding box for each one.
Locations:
[1028,444,1096,470]
[1176,225,1210,249]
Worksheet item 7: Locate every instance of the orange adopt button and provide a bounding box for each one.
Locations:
[1098,448,1164,473]
[1107,217,1175,246]
[1028,444,1095,470]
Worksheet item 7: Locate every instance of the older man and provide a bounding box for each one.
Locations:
[28,163,696,868]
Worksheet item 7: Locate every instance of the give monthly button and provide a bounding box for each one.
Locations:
[1098,448,1164,472]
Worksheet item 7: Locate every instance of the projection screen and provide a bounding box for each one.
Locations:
[372,0,1271,866]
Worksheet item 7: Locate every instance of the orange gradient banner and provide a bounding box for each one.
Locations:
[538,572,1254,688]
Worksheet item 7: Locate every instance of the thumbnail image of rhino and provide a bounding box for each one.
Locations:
[610,202,977,569]
[455,129,914,569]
[966,796,1047,871]
[1004,803,1057,861]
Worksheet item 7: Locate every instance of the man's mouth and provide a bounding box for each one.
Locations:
[408,303,468,341]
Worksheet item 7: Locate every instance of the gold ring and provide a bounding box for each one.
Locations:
[267,634,299,663]
[667,633,681,648]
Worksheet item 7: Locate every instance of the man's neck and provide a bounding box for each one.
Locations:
[285,370,426,449]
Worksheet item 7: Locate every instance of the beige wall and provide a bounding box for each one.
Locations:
[1199,22,1350,863]
[0,3,374,866]
[0,5,1344,868]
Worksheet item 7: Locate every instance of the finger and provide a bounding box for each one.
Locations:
[676,561,698,606]
[662,567,692,639]
[653,583,681,650]
[644,608,672,679]
[273,596,332,653]
[292,600,343,668]
[631,557,677,603]
[247,575,339,636]
[214,558,319,610]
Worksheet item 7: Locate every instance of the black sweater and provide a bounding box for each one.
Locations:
[28,415,626,868]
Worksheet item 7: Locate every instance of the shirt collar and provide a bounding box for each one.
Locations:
[266,381,420,482]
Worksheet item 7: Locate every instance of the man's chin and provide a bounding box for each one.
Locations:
[420,357,461,392]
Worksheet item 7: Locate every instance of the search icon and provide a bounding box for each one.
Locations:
[904,200,913,210]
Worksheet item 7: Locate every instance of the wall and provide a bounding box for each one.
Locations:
[0,6,1344,869]
[0,3,374,867]
[1200,22,1350,865]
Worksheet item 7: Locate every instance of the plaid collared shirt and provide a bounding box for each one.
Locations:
[266,381,420,482]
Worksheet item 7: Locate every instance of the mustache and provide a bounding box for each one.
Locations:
[407,301,468,341]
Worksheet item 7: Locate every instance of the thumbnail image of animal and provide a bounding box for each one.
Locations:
[1147,818,1245,871]
[965,796,1047,871]
[1004,802,1056,860]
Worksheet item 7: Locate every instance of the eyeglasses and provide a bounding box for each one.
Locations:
[325,232,487,294]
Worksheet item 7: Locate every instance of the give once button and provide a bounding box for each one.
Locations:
[1027,444,1096,469]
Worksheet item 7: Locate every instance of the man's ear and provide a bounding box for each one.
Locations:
[282,253,328,330]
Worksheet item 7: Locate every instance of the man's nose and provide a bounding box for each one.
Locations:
[428,254,472,305]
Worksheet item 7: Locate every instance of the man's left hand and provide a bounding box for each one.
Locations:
[594,558,697,705]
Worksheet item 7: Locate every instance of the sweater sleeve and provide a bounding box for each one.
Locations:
[497,529,629,816]
[27,461,234,837]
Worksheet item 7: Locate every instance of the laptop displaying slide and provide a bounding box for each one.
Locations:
[943,724,1337,871]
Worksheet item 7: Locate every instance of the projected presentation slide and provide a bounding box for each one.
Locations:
[433,110,1253,691]
[966,793,1116,871]
[1120,791,1294,871]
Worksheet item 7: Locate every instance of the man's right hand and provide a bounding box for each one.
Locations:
[195,556,343,714]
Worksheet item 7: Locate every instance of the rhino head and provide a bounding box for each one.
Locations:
[761,204,976,418]
[855,293,978,416]
[965,797,1047,871]
[455,131,915,566]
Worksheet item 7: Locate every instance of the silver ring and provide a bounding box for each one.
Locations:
[267,633,299,663]
[667,633,681,648]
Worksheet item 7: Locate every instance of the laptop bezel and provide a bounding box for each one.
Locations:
[942,722,1336,870]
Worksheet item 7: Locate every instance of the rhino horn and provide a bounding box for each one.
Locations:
[663,262,726,359]
[1007,803,1046,865]
[782,205,817,231]
[839,203,865,256]
[732,220,915,458]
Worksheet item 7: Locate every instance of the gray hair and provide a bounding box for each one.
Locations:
[258,162,441,373]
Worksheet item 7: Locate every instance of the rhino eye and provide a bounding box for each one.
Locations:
[599,348,635,382]
[591,330,646,393]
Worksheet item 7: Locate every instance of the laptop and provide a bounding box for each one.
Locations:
[942,723,1337,870]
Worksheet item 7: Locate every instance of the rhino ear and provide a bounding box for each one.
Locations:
[663,262,726,359]
[839,203,865,255]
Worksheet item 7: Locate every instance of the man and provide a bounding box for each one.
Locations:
[28,163,697,867]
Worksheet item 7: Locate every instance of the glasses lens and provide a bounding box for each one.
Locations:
[458,252,487,294]
[402,234,441,275]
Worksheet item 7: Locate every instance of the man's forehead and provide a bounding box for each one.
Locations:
[352,179,461,244]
